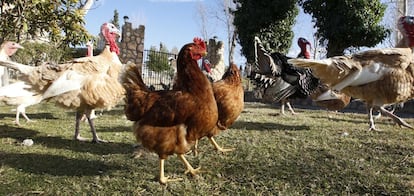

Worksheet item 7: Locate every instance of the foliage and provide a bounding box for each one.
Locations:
[232,0,298,62]
[0,102,413,194]
[0,0,91,47]
[299,0,390,57]
[11,42,72,66]
[110,9,120,29]
[146,45,174,73]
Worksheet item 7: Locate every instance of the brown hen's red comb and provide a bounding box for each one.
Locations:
[193,37,206,49]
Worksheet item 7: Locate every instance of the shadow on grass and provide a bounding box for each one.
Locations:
[0,112,58,120]
[0,152,125,176]
[0,125,39,139]
[309,115,367,124]
[309,114,401,127]
[0,125,134,155]
[64,108,125,118]
[35,136,134,155]
[231,120,311,131]
[96,125,132,133]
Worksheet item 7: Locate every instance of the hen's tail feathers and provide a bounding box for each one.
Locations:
[121,63,149,92]
[121,63,151,122]
[0,60,34,75]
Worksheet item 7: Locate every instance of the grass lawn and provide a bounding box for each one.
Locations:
[0,101,413,195]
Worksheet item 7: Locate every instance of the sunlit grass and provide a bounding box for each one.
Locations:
[0,101,413,195]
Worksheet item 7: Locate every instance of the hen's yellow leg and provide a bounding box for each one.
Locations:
[178,154,201,176]
[159,159,182,184]
[209,137,235,153]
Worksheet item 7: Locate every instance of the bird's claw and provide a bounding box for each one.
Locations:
[217,147,236,153]
[184,167,202,176]
[368,126,381,132]
[74,136,89,142]
[159,176,183,185]
[92,138,108,143]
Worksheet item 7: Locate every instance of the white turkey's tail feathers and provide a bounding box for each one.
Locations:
[287,58,333,68]
[0,81,34,97]
[0,60,34,75]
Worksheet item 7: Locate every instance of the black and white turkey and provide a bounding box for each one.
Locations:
[251,36,320,114]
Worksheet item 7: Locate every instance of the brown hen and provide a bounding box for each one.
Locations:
[122,38,218,184]
[198,63,244,154]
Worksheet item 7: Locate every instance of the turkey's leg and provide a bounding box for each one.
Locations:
[285,101,297,115]
[85,109,107,143]
[379,106,413,129]
[368,107,378,131]
[74,111,88,141]
[280,100,286,115]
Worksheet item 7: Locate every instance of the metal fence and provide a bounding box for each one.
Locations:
[140,49,254,92]
[141,50,177,90]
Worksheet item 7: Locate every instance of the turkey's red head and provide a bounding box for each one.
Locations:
[101,23,121,55]
[297,37,311,59]
[190,37,207,61]
[202,59,212,73]
[398,16,414,48]
[0,41,24,57]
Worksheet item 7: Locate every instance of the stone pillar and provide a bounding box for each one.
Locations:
[120,21,145,72]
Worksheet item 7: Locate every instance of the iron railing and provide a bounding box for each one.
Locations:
[142,50,177,90]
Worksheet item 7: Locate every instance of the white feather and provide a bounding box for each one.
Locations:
[331,63,391,91]
[316,90,342,101]
[42,70,86,100]
[0,81,34,97]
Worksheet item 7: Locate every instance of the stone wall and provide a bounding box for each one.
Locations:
[119,21,145,70]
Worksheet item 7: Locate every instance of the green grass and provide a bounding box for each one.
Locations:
[0,101,414,195]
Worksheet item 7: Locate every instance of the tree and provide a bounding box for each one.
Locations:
[0,0,92,47]
[146,44,173,72]
[299,0,390,57]
[110,9,120,29]
[232,0,298,62]
[218,0,237,65]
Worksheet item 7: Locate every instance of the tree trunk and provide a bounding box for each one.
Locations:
[228,31,236,64]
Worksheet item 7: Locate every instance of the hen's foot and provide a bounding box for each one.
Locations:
[184,167,202,176]
[217,147,236,153]
[209,137,235,154]
[159,176,183,185]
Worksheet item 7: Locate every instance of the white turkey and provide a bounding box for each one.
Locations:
[288,16,414,131]
[0,23,125,142]
[0,41,41,126]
